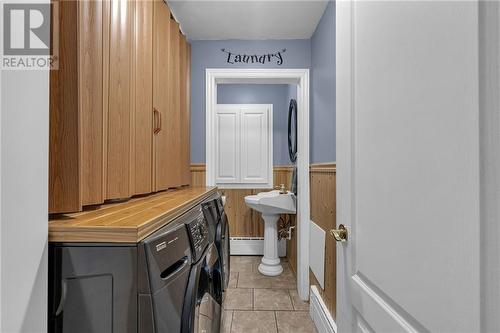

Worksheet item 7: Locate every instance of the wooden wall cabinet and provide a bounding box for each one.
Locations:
[50,0,191,214]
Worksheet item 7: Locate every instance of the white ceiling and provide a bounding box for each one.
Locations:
[167,0,329,40]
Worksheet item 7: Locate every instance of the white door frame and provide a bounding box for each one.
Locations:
[206,68,310,300]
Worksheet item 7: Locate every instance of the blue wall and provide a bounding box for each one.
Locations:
[190,4,336,164]
[190,39,311,163]
[311,1,336,163]
[217,84,294,165]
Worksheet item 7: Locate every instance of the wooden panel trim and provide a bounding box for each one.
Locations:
[191,163,335,173]
[274,165,294,172]
[310,162,336,173]
[190,163,207,172]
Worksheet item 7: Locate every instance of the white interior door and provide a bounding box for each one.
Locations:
[336,1,480,332]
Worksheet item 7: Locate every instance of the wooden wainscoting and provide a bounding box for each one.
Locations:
[190,164,293,237]
[310,163,336,318]
[286,163,337,319]
[190,163,206,186]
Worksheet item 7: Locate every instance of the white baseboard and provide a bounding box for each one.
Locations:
[230,237,287,257]
[310,285,337,333]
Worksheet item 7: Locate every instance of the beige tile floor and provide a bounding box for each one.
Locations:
[221,256,317,333]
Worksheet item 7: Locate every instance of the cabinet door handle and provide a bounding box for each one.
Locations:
[153,108,157,133]
[157,110,162,134]
[153,108,160,134]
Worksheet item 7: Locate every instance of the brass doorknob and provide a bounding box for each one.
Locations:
[330,224,348,242]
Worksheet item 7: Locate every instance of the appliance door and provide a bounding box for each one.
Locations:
[150,263,191,333]
[217,213,230,291]
[201,200,218,243]
[182,245,222,333]
[214,195,224,217]
[142,222,192,333]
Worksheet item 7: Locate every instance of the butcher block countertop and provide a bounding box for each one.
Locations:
[49,186,217,243]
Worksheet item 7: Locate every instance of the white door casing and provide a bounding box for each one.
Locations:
[336,1,480,332]
[206,68,310,300]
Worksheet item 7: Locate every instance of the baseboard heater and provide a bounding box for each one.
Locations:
[310,286,337,333]
[229,237,287,257]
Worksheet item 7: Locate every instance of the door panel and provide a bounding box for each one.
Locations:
[167,18,182,187]
[179,34,191,186]
[240,107,271,184]
[215,110,240,184]
[337,1,480,332]
[133,0,153,194]
[187,43,192,183]
[107,0,133,199]
[153,0,172,191]
[49,0,80,213]
[79,0,104,206]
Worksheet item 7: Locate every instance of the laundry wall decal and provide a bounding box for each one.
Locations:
[221,48,286,66]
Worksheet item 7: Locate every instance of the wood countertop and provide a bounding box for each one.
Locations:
[49,186,217,243]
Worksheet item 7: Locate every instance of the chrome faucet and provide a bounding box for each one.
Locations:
[274,184,287,194]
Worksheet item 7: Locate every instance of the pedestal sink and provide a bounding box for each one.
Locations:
[244,190,296,276]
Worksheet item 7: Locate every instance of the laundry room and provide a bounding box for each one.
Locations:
[3,0,497,332]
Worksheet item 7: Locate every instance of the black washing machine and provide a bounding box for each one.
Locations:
[201,193,230,294]
[182,208,222,333]
[48,214,194,333]
[139,216,193,333]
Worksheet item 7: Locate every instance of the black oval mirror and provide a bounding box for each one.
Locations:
[288,99,297,163]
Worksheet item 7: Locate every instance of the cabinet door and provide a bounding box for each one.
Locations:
[240,106,272,184]
[153,5,183,190]
[152,0,171,191]
[133,0,153,194]
[213,104,272,188]
[166,18,182,187]
[214,107,240,184]
[179,34,191,186]
[80,0,105,205]
[50,0,108,213]
[106,0,134,199]
[49,0,80,213]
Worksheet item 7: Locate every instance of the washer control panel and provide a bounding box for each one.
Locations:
[186,211,209,262]
[215,195,225,217]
